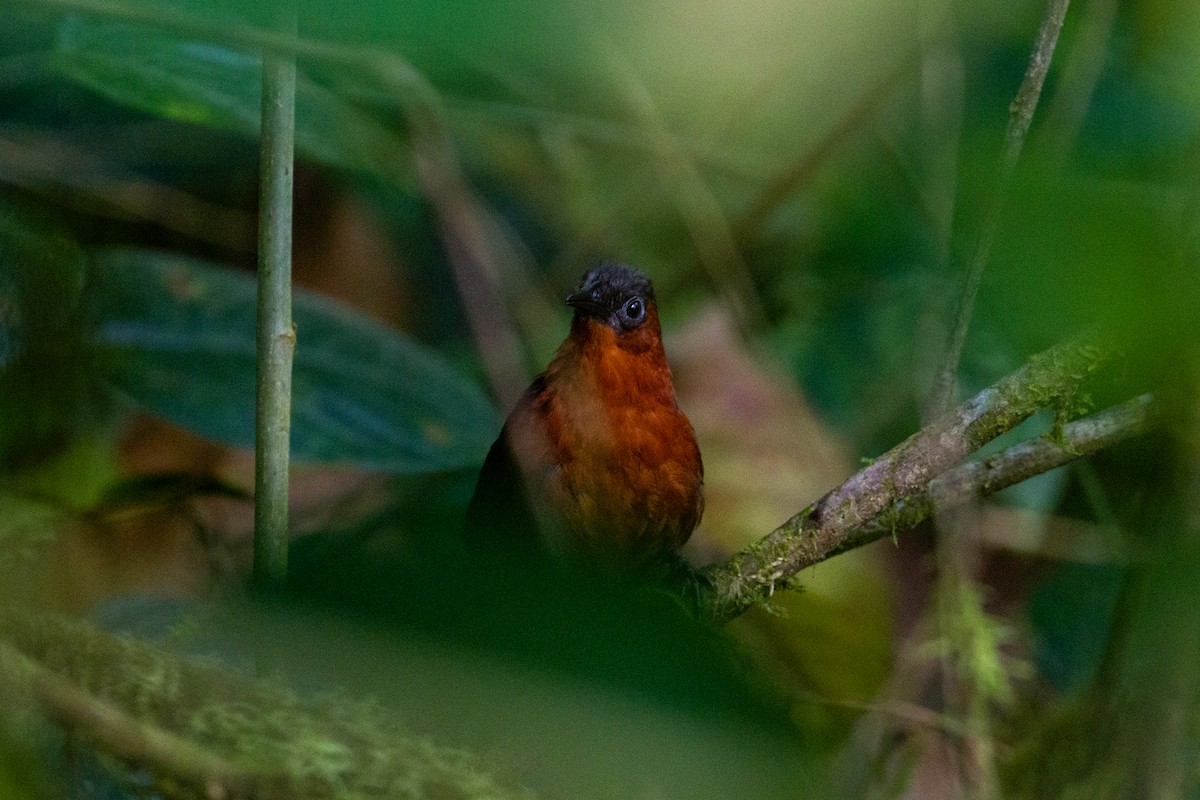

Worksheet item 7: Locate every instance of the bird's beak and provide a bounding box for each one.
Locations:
[564,290,608,317]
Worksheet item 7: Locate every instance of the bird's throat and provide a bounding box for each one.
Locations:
[555,318,678,414]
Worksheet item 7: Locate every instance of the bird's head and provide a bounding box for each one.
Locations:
[565,262,657,335]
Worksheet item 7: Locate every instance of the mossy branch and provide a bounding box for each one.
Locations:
[0,640,260,799]
[0,609,529,800]
[697,335,1128,624]
[827,393,1154,561]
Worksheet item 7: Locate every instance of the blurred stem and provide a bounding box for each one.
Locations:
[911,3,963,412]
[17,0,431,98]
[254,33,296,588]
[932,509,1001,800]
[921,5,1070,794]
[1010,399,1200,800]
[925,0,1071,418]
[1041,0,1119,168]
[733,59,911,249]
[0,135,256,252]
[409,107,532,412]
[604,53,765,334]
[1110,401,1200,799]
[916,5,962,268]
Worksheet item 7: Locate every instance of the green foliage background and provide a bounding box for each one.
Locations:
[2,0,1199,797]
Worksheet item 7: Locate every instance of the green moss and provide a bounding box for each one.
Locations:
[0,610,530,800]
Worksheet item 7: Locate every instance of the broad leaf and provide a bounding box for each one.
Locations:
[54,16,412,185]
[88,250,498,473]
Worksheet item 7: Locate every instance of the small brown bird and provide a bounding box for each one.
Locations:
[465,262,703,571]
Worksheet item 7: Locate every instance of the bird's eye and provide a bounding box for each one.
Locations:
[622,297,645,324]
[591,288,603,303]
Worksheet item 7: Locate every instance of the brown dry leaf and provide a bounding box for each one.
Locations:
[670,305,897,732]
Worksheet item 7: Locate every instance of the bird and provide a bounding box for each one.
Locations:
[465,262,703,573]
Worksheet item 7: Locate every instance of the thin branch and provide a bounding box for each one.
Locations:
[409,109,532,412]
[697,335,1111,623]
[829,393,1155,559]
[253,24,297,587]
[1002,0,1072,169]
[925,0,1072,417]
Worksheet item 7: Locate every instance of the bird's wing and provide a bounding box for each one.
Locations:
[463,380,552,554]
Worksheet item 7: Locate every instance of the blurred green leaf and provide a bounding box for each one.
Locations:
[0,204,86,370]
[0,741,46,800]
[53,15,412,185]
[988,171,1187,351]
[1028,562,1124,694]
[88,250,498,472]
[0,203,100,471]
[9,433,118,511]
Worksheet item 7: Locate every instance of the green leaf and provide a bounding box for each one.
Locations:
[0,203,99,470]
[87,250,498,473]
[53,16,412,185]
[0,204,87,366]
[1028,563,1124,694]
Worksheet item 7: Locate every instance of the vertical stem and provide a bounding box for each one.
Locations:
[925,0,1071,418]
[254,42,296,587]
[918,5,1070,797]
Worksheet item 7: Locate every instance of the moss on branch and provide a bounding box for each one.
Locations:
[0,610,529,800]
[697,336,1121,624]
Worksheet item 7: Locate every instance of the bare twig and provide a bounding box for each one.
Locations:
[698,335,1111,623]
[829,393,1155,559]
[925,0,1072,416]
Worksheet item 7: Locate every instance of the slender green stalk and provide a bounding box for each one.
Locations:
[254,43,296,587]
[925,0,1072,418]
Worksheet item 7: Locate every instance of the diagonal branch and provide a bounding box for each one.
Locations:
[697,334,1114,624]
[827,393,1155,561]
